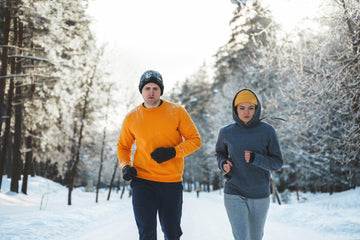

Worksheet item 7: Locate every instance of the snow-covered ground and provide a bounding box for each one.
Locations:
[0,176,359,240]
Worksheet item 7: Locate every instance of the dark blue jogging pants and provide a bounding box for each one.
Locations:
[130,178,183,240]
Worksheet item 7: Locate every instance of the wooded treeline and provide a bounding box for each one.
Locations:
[1,0,359,203]
[172,0,360,194]
[0,0,120,204]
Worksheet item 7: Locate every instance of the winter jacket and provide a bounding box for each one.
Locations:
[215,89,283,198]
[117,100,201,183]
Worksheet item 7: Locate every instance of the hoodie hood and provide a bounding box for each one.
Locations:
[232,89,261,128]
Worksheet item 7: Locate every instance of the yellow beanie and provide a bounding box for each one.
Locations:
[234,90,258,107]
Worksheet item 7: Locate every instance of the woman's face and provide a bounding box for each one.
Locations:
[236,103,256,125]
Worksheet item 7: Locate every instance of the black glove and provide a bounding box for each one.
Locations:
[249,152,255,163]
[122,165,137,181]
[151,147,176,163]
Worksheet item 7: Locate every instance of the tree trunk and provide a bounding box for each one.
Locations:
[120,181,126,199]
[66,123,77,205]
[0,6,11,190]
[107,161,118,201]
[67,95,87,205]
[0,62,14,190]
[96,91,110,202]
[10,20,23,193]
[0,6,11,133]
[271,178,281,205]
[22,38,36,194]
[21,134,33,194]
[95,155,103,202]
[67,63,97,205]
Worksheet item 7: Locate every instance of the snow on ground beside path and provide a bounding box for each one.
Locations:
[0,176,359,240]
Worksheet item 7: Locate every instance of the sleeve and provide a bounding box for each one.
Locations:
[174,107,201,158]
[117,116,135,170]
[215,129,228,171]
[251,127,283,171]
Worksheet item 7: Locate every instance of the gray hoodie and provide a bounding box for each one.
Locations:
[215,89,283,198]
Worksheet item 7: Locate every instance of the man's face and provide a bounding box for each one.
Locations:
[141,82,161,107]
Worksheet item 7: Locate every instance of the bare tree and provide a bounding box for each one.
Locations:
[96,85,111,203]
[0,5,12,190]
[107,161,118,201]
[67,63,97,205]
[10,17,24,193]
[0,4,11,134]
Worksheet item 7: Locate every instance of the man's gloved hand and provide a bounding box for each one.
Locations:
[151,147,176,163]
[122,165,137,181]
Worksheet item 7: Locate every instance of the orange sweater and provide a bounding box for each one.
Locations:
[117,100,201,182]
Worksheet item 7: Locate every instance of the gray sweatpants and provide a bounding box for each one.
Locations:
[224,193,270,240]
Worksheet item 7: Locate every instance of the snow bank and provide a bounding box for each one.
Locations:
[1,176,359,240]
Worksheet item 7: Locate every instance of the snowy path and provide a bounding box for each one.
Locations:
[75,192,354,240]
[76,191,233,240]
[76,191,359,240]
[1,176,359,240]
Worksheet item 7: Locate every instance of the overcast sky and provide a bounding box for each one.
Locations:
[87,0,235,90]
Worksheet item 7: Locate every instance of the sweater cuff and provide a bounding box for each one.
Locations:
[219,159,227,171]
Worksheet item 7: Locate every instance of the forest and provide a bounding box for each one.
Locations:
[0,0,359,205]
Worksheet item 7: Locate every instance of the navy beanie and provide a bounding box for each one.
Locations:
[139,70,164,95]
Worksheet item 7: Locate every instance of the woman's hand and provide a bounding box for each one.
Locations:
[223,160,233,173]
[244,150,252,163]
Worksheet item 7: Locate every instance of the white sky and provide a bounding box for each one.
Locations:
[87,0,235,90]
